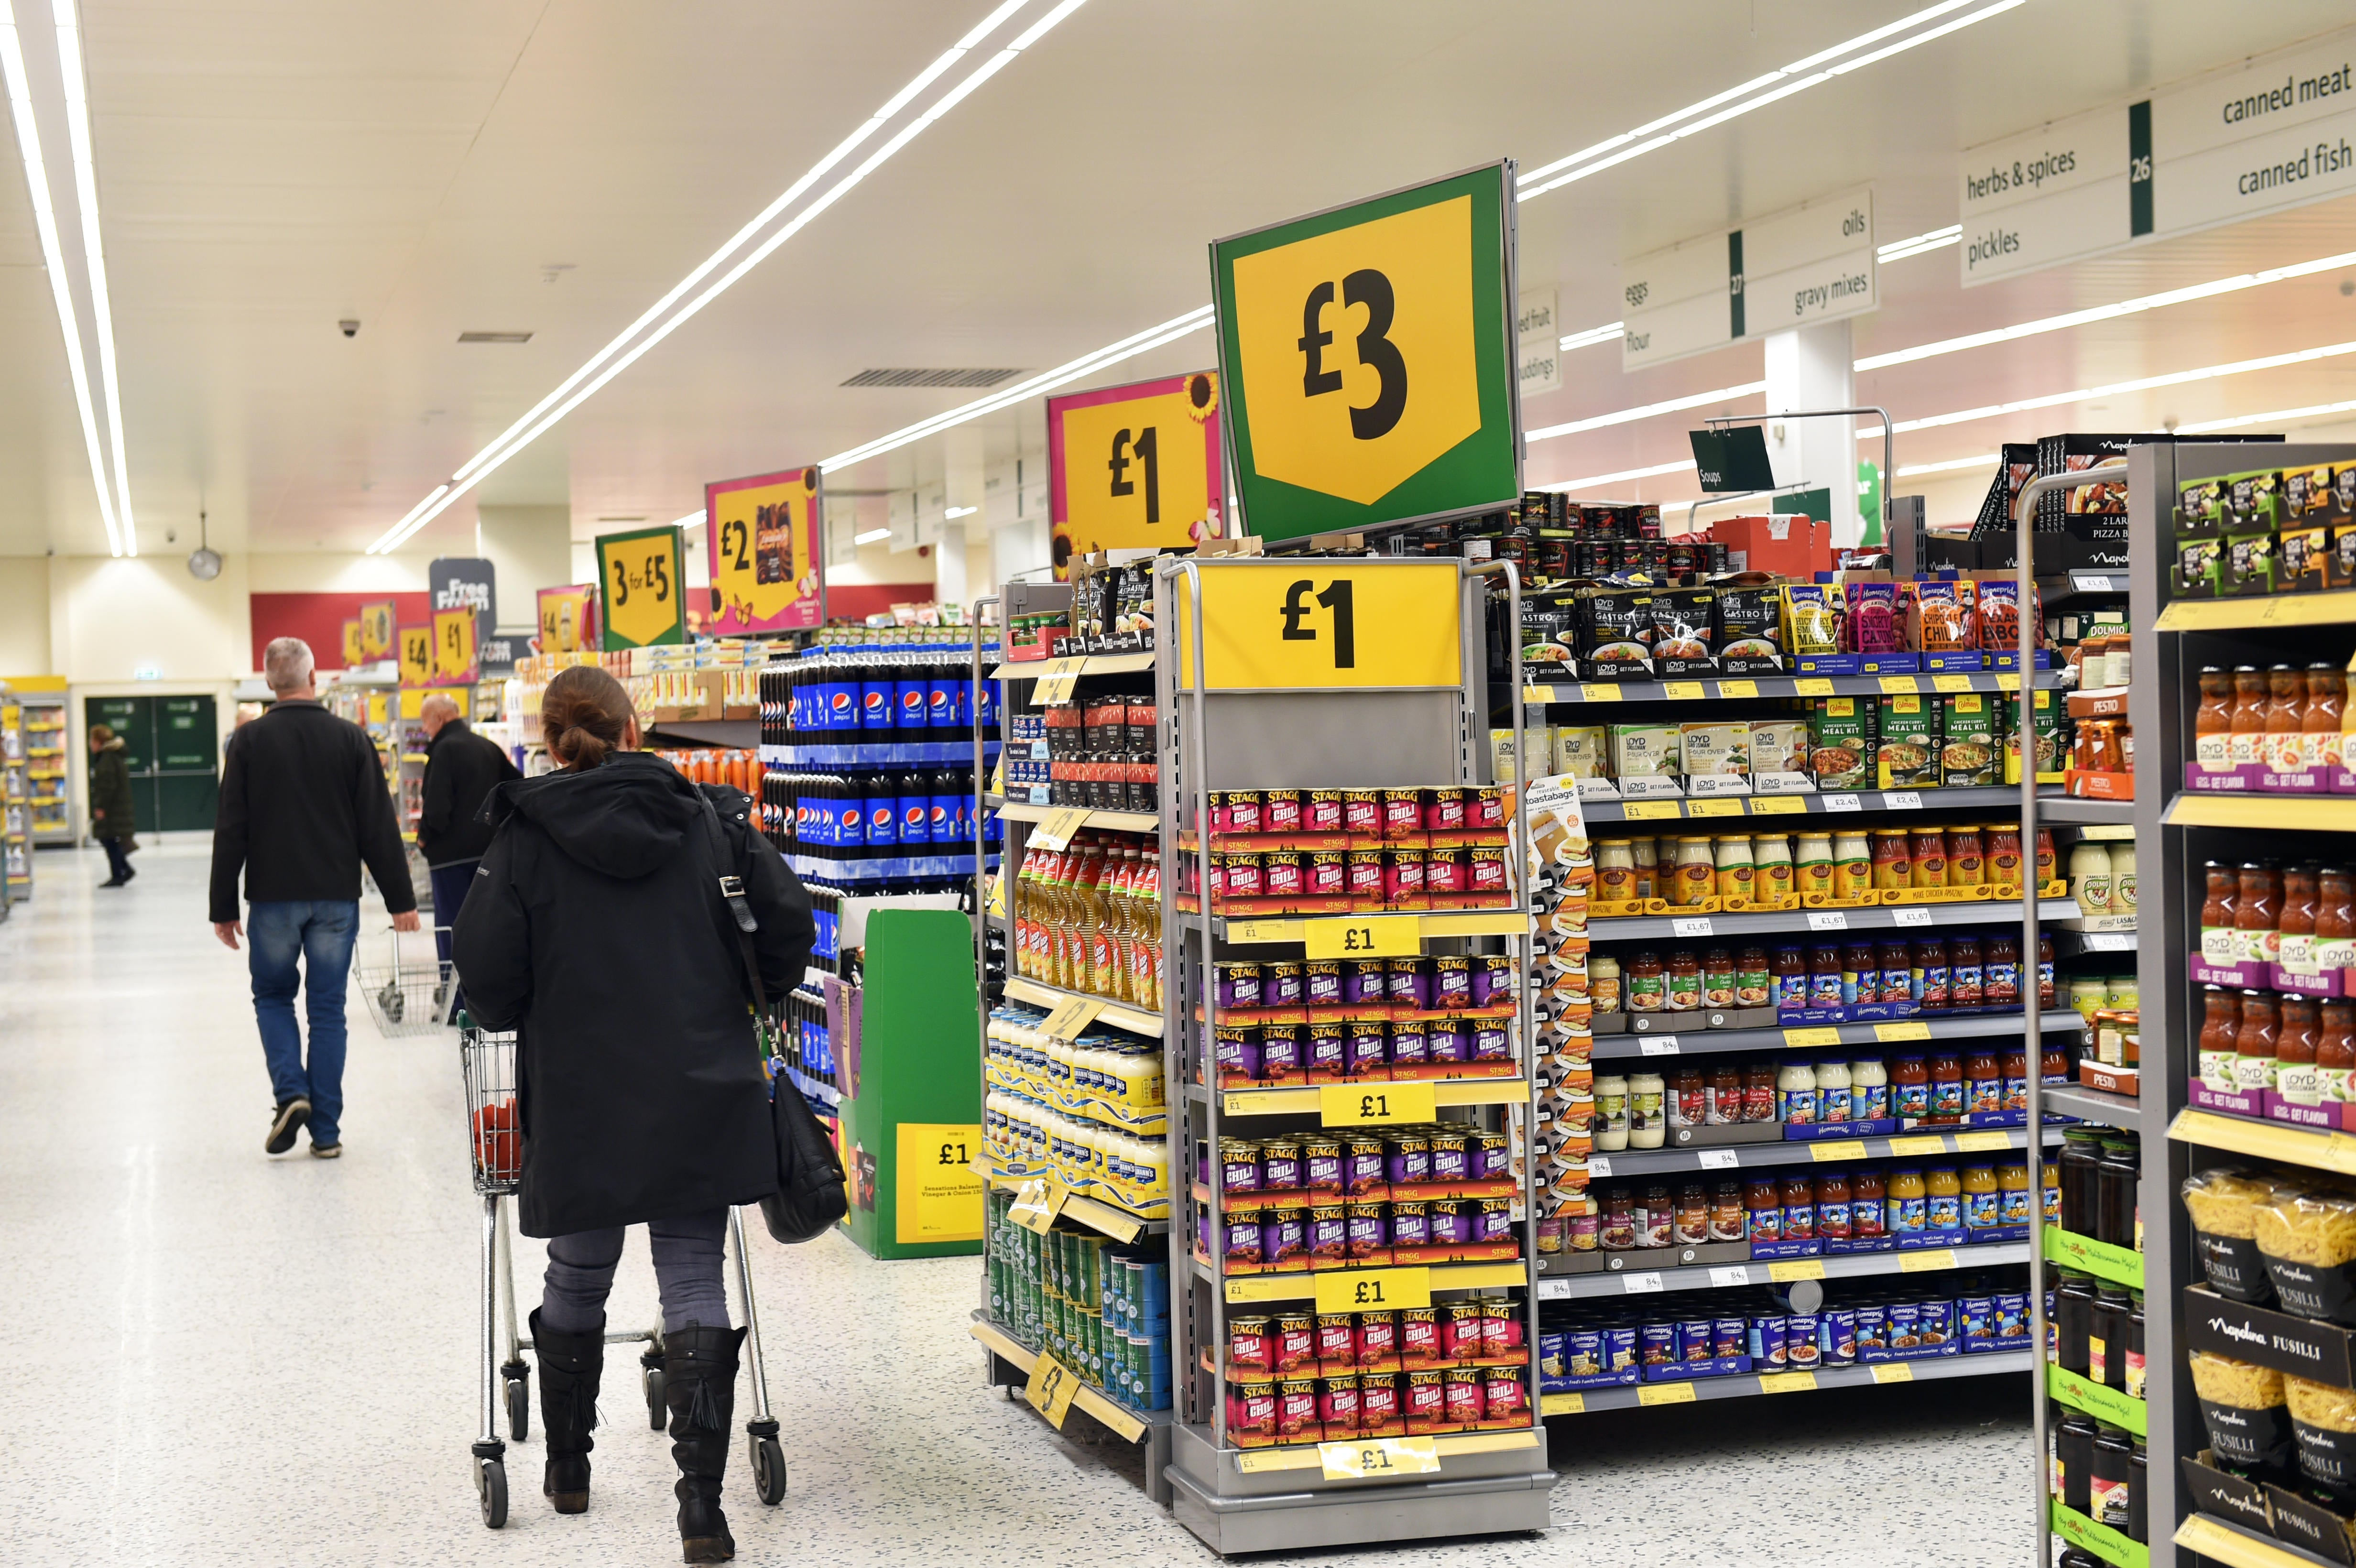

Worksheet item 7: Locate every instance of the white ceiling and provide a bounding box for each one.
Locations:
[5,0,2356,559]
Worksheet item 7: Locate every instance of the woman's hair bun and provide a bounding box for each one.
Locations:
[542,665,635,769]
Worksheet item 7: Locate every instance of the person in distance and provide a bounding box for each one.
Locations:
[414,690,520,1017]
[454,664,812,1564]
[87,723,136,887]
[209,636,421,1158]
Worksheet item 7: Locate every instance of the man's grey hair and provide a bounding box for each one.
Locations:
[419,693,460,721]
[262,636,316,695]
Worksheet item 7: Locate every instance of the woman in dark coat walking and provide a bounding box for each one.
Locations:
[87,724,137,886]
[453,664,812,1563]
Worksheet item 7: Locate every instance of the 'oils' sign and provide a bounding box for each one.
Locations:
[1211,162,1520,543]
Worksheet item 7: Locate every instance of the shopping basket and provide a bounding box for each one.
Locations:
[458,1022,786,1528]
[355,925,456,1036]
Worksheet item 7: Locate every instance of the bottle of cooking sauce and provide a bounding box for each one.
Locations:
[2199,861,2240,966]
[2267,664,2309,777]
[1794,831,1834,900]
[1929,1051,1966,1118]
[1629,837,1658,900]
[1998,1160,2031,1226]
[1911,828,1949,889]
[1672,837,1715,906]
[1950,936,1985,1008]
[1852,1056,1890,1120]
[2319,868,2356,978]
[2281,864,2321,979]
[1625,950,1666,1012]
[2196,985,2241,1091]
[1851,1169,1888,1242]
[1917,938,1951,1009]
[2230,665,2269,766]
[1833,831,1873,901]
[1962,1163,2000,1231]
[1591,953,1622,1013]
[1986,823,2023,885]
[1985,934,2022,1010]
[1892,1054,1931,1120]
[1879,940,1914,1005]
[2036,828,2057,888]
[1706,1062,1742,1124]
[2044,1039,2071,1088]
[1842,942,1877,1008]
[1818,1172,1853,1242]
[1965,1047,2005,1114]
[1925,1166,1963,1231]
[2308,663,2347,775]
[2193,665,2234,773]
[2279,996,2324,1107]
[2320,1000,2356,1106]
[1714,837,1755,904]
[2002,1047,2030,1112]
[1745,1176,1783,1243]
[1736,946,1772,1008]
[1743,1064,1777,1123]
[1594,839,1637,902]
[1666,950,1703,1012]
[2237,862,2282,967]
[2235,990,2281,1096]
[1808,945,1844,1010]
[1754,834,1793,903]
[1871,828,1912,892]
[2039,935,2057,1011]
[1887,1167,1928,1235]
[1702,947,1738,1009]
[1780,1175,1816,1240]
[1772,945,1808,1013]
[1948,824,1985,887]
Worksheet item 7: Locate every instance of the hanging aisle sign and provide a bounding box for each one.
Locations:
[537,584,597,653]
[707,467,825,634]
[396,623,434,687]
[1211,161,1519,544]
[1619,185,1876,371]
[340,619,363,666]
[359,601,395,660]
[1047,371,1223,578]
[1961,23,2356,286]
[432,607,479,684]
[596,525,687,650]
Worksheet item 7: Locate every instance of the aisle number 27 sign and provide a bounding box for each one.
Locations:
[1211,161,1519,543]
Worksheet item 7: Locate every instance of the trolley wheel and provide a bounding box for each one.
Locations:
[476,1457,508,1529]
[751,1436,786,1505]
[505,1374,530,1442]
[644,1365,667,1430]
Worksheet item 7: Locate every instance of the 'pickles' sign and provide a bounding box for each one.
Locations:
[1211,162,1520,543]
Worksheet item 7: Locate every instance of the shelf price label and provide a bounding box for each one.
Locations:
[1878,675,1920,695]
[1029,807,1089,852]
[1304,915,1422,960]
[1319,1081,1437,1127]
[1899,1248,1959,1273]
[1783,1026,1843,1047]
[1932,674,1975,693]
[1749,795,1804,815]
[1314,1265,1431,1317]
[1623,800,1681,821]
[1794,678,1836,697]
[1319,1435,1440,1481]
[1036,995,1104,1043]
[1955,1131,2015,1153]
[1661,680,1705,700]
[1808,911,1849,932]
[1890,1135,1949,1155]
[1580,682,1625,703]
[1716,679,1759,699]
[1686,798,1743,818]
[1767,1259,1826,1282]
[1870,1363,1914,1384]
[1031,658,1086,704]
[1759,1370,1818,1393]
[1874,1022,1932,1043]
[1008,1177,1069,1236]
[1892,907,1934,928]
[1671,917,1713,937]
[1637,1382,1695,1406]
[1025,1351,1082,1429]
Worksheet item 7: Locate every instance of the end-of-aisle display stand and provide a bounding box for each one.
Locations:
[2143,441,2356,1568]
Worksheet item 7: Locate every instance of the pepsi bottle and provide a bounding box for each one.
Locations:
[896,651,932,734]
[897,770,932,852]
[859,649,895,733]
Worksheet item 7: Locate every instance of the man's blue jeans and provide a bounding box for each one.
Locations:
[247,900,359,1148]
[428,860,478,1017]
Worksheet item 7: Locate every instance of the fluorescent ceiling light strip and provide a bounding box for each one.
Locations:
[52,0,131,554]
[1877,225,1962,262]
[441,0,1031,494]
[1869,338,2356,436]
[2181,399,2356,433]
[818,305,1213,471]
[1896,453,2001,477]
[0,0,116,555]
[1857,247,2356,371]
[1558,320,1625,352]
[671,509,704,528]
[1538,459,1699,492]
[373,0,1076,555]
[1516,0,2006,201]
[1526,380,1767,443]
[854,527,892,544]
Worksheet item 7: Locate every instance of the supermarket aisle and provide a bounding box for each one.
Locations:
[0,842,2031,1567]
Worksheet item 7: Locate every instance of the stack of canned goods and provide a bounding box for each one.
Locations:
[1199,1125,1521,1272]
[986,1189,1171,1413]
[1174,785,1515,915]
[1032,693,1159,811]
[1222,1293,1531,1446]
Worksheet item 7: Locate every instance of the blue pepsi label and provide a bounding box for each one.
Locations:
[898,684,929,728]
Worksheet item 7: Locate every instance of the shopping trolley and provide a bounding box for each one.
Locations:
[356,925,458,1035]
[460,1023,786,1529]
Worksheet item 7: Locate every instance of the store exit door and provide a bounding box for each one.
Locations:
[83,695,220,833]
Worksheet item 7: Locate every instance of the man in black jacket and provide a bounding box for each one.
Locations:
[210,636,420,1158]
[416,692,520,1012]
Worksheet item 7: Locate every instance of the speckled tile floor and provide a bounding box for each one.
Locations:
[0,841,2037,1565]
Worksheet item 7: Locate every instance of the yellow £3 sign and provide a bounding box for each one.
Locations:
[1212,163,1518,543]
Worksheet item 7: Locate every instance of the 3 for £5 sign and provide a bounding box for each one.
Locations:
[1212,161,1520,543]
[596,525,687,650]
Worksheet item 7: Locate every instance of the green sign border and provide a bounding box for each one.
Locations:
[595,523,687,650]
[1210,161,1520,545]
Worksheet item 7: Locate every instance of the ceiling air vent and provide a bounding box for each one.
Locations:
[458,331,534,344]
[840,367,1024,389]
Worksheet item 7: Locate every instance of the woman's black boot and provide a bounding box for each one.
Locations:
[530,1309,602,1513]
[663,1322,747,1562]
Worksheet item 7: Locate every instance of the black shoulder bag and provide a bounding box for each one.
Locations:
[692,790,847,1244]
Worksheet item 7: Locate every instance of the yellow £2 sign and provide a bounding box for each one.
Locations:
[1229,196,1481,507]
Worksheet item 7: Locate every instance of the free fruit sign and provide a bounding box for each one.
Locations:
[1212,161,1520,542]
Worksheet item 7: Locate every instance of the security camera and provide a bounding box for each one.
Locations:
[339,318,360,338]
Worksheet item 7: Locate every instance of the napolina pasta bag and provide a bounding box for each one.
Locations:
[2190,1350,2292,1474]
[2255,1181,2356,1325]
[2183,1166,2278,1305]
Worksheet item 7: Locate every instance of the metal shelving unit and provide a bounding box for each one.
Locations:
[1542,1347,2036,1414]
[1587,1008,2084,1061]
[1585,1124,2062,1180]
[1538,1238,2033,1301]
[1157,555,1552,1555]
[1586,897,2078,942]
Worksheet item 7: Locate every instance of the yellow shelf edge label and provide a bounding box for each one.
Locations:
[1303,915,1422,961]
[1319,1435,1441,1481]
[1899,1248,1959,1273]
[1768,1259,1826,1281]
[1871,1362,1915,1383]
[1758,1370,1818,1393]
[1717,679,1760,698]
[1636,1381,1695,1405]
[1320,1080,1438,1127]
[1313,1265,1432,1317]
[1025,1351,1081,1429]
[1809,1140,1869,1161]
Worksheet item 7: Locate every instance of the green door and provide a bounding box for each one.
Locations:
[83,695,220,833]
[154,696,219,830]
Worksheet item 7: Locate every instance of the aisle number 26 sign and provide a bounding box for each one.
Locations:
[595,524,687,650]
[1211,161,1519,543]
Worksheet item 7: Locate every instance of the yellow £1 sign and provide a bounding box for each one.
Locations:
[1049,371,1222,575]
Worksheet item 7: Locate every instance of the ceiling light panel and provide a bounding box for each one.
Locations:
[51,0,131,555]
[371,0,1085,555]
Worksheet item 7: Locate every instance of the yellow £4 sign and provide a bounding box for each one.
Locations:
[340,619,363,666]
[397,625,433,687]
[596,525,686,649]
[1211,162,1518,543]
[1048,371,1222,576]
